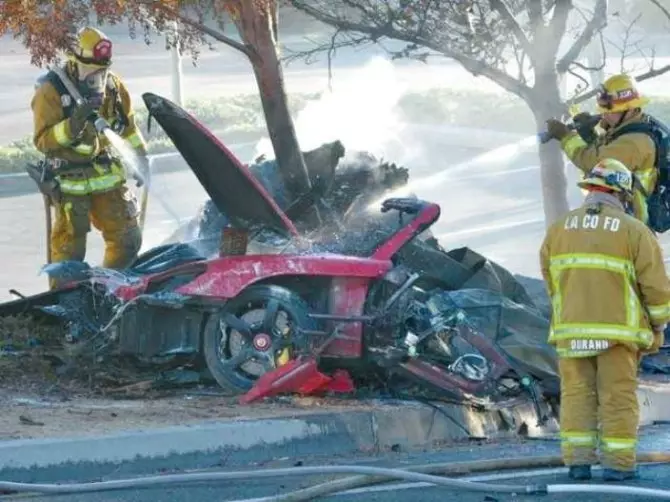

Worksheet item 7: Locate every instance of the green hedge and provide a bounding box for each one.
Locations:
[3,89,670,173]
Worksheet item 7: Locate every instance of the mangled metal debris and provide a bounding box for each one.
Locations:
[0,92,619,412]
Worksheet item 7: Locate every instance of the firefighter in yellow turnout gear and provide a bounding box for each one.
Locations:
[544,74,658,225]
[31,27,148,286]
[539,158,670,481]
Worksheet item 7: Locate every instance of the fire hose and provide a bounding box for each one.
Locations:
[2,453,670,499]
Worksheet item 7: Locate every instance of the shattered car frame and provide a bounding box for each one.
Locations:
[0,93,555,416]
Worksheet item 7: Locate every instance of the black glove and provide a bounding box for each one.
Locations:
[572,112,594,125]
[68,101,97,138]
[572,112,599,144]
[545,119,572,141]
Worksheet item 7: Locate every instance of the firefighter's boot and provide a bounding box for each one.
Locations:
[602,468,638,481]
[568,465,592,480]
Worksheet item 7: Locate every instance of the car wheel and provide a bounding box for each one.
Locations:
[203,284,315,393]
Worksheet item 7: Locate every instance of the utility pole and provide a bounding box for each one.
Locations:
[167,21,184,106]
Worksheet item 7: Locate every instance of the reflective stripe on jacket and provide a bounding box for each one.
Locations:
[30,63,147,195]
[559,113,657,224]
[540,193,670,358]
[57,163,126,195]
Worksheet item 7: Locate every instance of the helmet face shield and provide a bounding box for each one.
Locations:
[596,84,613,111]
[69,27,113,69]
[76,65,108,106]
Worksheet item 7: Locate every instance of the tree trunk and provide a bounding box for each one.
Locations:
[250,53,312,198]
[232,2,313,200]
[529,75,571,227]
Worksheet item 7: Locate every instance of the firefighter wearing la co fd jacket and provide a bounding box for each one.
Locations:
[539,158,670,482]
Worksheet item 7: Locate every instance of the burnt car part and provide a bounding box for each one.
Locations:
[360,273,551,419]
[0,93,561,413]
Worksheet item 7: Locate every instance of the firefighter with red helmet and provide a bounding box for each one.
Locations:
[31,26,148,287]
[540,158,670,481]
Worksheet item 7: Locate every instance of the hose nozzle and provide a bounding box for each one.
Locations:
[92,115,111,134]
[537,130,557,144]
[538,114,602,145]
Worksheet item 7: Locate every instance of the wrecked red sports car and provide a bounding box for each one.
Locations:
[0,93,559,417]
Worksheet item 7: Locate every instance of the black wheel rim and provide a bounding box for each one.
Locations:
[216,299,295,382]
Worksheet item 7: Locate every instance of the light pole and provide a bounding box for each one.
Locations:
[167,21,184,106]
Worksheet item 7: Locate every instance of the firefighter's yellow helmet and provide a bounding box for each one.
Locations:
[577,158,634,194]
[596,73,649,114]
[68,26,113,69]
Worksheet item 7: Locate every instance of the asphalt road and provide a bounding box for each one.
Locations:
[3,424,670,501]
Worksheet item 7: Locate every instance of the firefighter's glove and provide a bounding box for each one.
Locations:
[572,112,599,144]
[572,112,594,125]
[545,119,572,141]
[69,101,97,138]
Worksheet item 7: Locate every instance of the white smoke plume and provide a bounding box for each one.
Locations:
[254,56,418,163]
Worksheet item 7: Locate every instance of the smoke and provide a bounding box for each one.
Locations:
[254,56,418,163]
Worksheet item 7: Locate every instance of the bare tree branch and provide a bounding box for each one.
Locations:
[148,1,254,58]
[289,0,533,100]
[544,0,572,57]
[488,0,533,57]
[556,0,607,73]
[570,60,605,72]
[567,66,591,92]
[282,32,370,65]
[648,0,670,21]
[619,12,642,72]
[525,1,543,36]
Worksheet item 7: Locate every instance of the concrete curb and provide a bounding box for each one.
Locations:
[0,397,556,472]
[0,379,668,473]
[638,379,670,426]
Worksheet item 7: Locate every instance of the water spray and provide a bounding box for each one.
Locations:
[365,134,541,212]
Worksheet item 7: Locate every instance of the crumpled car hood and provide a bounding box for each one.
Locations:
[141,92,298,237]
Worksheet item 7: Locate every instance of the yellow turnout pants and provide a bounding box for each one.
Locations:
[49,184,142,288]
[558,343,640,471]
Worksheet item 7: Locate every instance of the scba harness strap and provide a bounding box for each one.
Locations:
[609,116,670,233]
[35,70,130,195]
[37,70,129,135]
